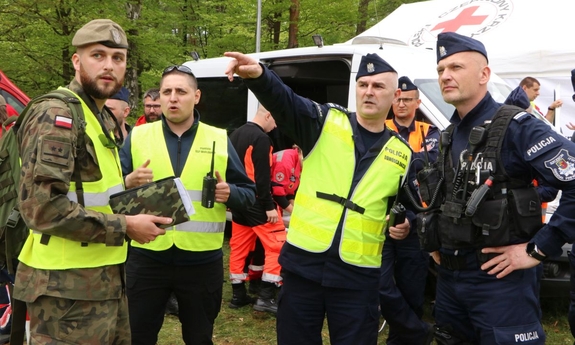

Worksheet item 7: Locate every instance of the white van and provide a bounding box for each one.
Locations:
[184,37,512,149]
[186,38,570,296]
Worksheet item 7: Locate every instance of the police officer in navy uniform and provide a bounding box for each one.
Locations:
[379,76,438,344]
[224,51,418,345]
[422,31,575,344]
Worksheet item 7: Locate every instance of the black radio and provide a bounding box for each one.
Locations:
[201,141,217,208]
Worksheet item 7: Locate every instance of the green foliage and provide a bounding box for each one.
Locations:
[0,0,422,114]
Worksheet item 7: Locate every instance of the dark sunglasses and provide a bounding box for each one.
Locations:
[162,65,195,77]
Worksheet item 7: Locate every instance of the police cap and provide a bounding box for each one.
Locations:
[436,32,488,63]
[504,86,530,110]
[109,87,130,103]
[72,19,129,49]
[356,53,396,81]
[398,76,417,91]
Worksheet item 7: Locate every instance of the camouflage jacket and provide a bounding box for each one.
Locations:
[13,79,127,302]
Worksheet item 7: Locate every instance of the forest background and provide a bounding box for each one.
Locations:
[0,0,421,120]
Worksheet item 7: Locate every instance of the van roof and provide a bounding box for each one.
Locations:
[185,42,440,81]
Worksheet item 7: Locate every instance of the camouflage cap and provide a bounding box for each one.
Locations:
[72,19,129,49]
[0,95,5,106]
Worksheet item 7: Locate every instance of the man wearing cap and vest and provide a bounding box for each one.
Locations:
[420,31,575,344]
[380,76,439,344]
[13,19,172,344]
[224,51,418,345]
[120,65,256,345]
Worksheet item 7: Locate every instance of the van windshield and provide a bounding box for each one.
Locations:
[415,79,512,121]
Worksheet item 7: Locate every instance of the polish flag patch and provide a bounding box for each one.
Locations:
[54,115,73,129]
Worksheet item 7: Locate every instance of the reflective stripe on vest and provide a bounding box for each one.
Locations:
[129,121,228,251]
[67,184,124,207]
[385,120,430,152]
[288,109,411,268]
[19,88,127,270]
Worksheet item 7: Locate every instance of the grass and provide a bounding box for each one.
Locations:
[157,239,574,345]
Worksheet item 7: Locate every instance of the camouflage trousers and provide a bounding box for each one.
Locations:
[27,295,130,344]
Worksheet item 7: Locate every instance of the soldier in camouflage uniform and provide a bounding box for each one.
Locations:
[13,19,172,344]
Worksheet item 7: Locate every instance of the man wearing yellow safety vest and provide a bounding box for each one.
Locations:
[13,19,173,344]
[224,51,419,344]
[381,76,439,344]
[119,65,256,345]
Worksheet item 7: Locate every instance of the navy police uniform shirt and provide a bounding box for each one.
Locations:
[243,66,417,291]
[447,92,575,258]
[503,111,575,257]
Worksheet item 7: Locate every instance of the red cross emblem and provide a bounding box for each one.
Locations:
[432,6,488,33]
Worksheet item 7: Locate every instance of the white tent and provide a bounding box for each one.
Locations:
[349,0,575,136]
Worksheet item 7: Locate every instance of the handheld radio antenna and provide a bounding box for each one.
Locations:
[420,125,430,166]
[201,141,217,208]
[208,141,215,177]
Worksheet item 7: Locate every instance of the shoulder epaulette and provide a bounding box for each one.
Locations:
[325,102,350,116]
[316,102,350,125]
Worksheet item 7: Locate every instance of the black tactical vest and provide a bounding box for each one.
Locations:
[421,105,543,250]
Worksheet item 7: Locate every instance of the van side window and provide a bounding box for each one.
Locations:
[269,59,350,106]
[195,77,248,135]
[267,59,352,151]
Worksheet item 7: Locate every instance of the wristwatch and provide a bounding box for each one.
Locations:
[526,242,547,261]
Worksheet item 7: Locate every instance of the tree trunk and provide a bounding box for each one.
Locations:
[356,0,371,35]
[125,1,142,110]
[287,0,300,48]
[273,12,281,49]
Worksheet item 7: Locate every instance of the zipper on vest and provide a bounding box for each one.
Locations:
[176,137,182,177]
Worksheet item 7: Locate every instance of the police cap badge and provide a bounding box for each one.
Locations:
[436,32,487,63]
[356,53,396,81]
[398,76,417,91]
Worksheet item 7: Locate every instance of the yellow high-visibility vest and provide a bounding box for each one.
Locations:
[289,109,411,268]
[20,88,126,269]
[130,121,228,251]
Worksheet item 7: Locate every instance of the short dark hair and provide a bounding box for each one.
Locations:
[520,77,540,89]
[160,65,198,89]
[143,88,160,101]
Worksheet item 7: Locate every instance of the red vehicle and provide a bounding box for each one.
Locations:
[0,70,30,115]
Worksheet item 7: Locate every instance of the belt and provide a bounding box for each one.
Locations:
[440,250,500,271]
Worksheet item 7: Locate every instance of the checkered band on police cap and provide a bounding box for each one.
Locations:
[72,19,129,49]
[356,53,396,81]
[436,32,488,63]
[398,76,417,91]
